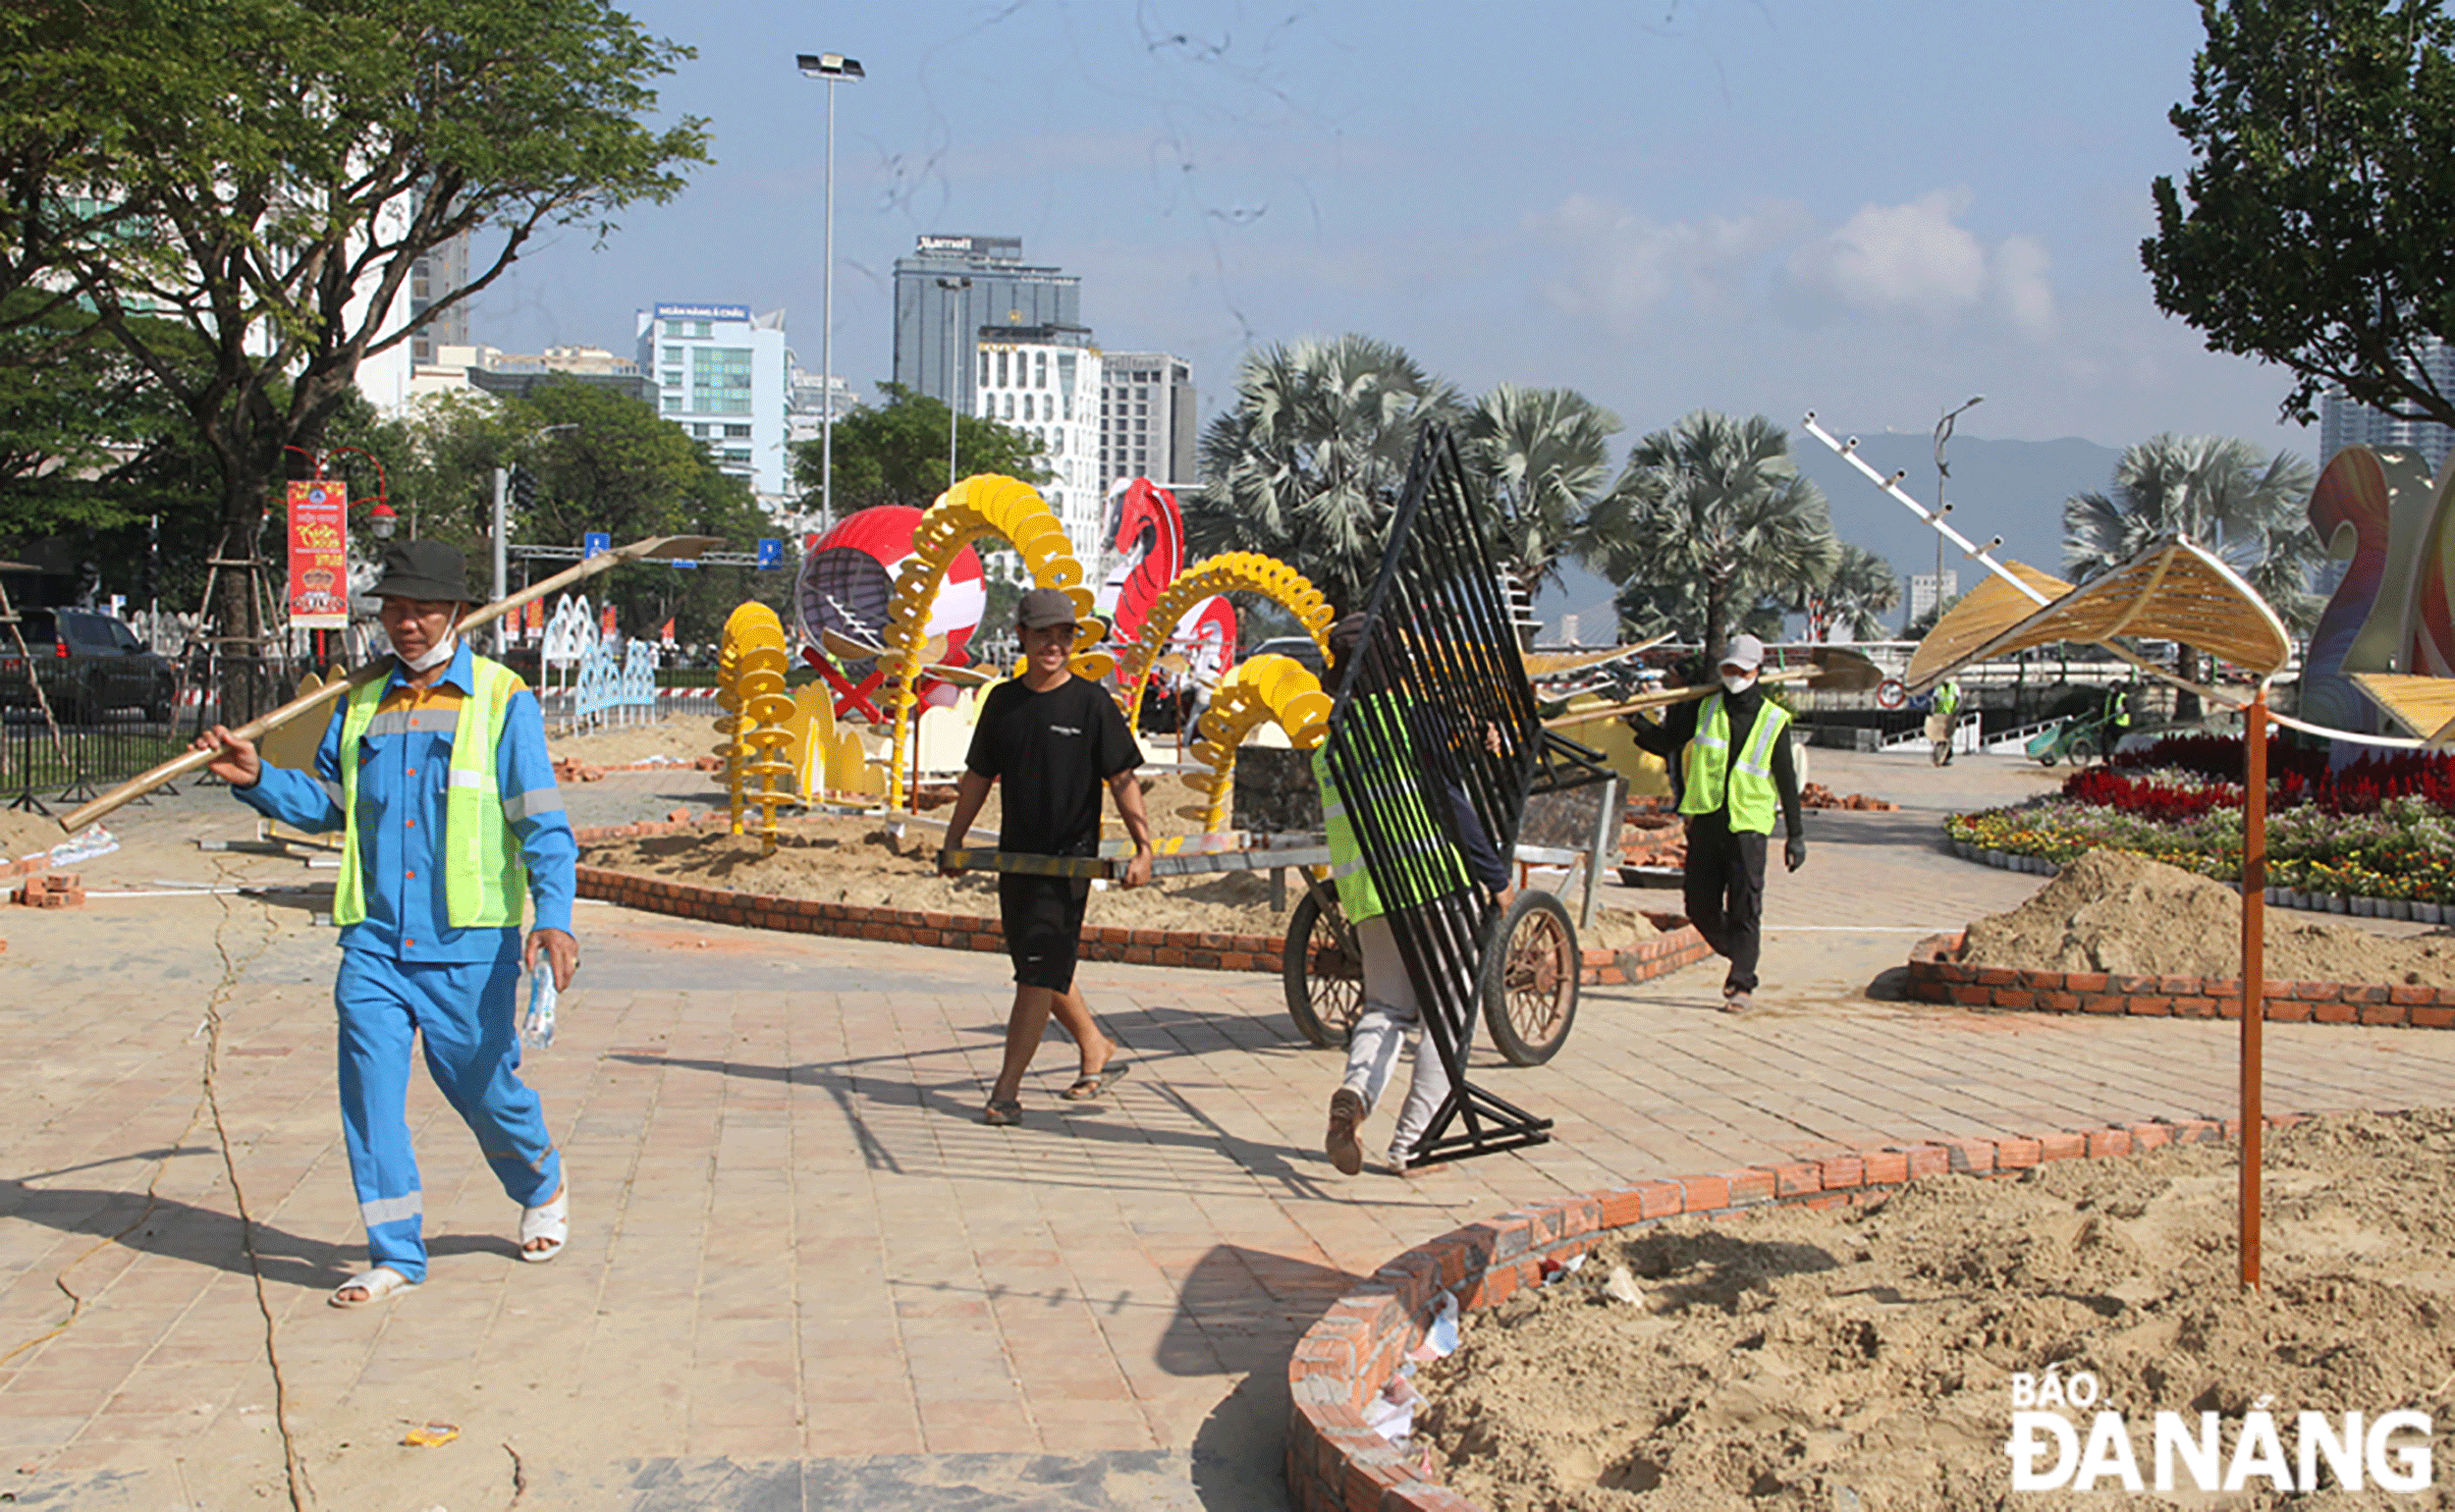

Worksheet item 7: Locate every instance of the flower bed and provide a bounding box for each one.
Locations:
[1949,734,2455,906]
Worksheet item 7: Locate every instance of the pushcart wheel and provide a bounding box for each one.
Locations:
[1480,891,1580,1066]
[2068,735,2099,763]
[1282,891,1363,1049]
[1931,740,1951,768]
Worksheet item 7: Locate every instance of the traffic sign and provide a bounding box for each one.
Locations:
[1875,677,1907,711]
[756,537,783,569]
[582,531,612,558]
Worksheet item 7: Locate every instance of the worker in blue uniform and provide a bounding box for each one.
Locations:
[191,541,577,1307]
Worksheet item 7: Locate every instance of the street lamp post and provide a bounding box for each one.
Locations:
[797,52,864,528]
[1931,395,1983,625]
[937,275,972,488]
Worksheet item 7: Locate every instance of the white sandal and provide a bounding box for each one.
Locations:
[330,1266,414,1308]
[519,1187,568,1264]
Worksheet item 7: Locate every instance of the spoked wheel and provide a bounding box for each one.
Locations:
[1480,891,1580,1066]
[1931,740,1952,768]
[1282,889,1364,1049]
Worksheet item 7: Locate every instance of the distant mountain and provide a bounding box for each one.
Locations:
[1530,428,2122,643]
[1790,430,2120,629]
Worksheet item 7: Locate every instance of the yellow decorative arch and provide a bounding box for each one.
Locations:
[880,474,1103,810]
[1178,654,1335,834]
[1117,553,1336,731]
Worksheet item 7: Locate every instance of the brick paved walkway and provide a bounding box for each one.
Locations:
[5,750,2454,1509]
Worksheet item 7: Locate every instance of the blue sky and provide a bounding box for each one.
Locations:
[470,0,2304,458]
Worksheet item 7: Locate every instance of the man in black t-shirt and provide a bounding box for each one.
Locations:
[941,587,1154,1125]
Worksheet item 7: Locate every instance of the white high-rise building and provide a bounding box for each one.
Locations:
[2319,339,2455,472]
[633,302,792,507]
[1907,569,1959,626]
[1098,352,1196,489]
[976,325,1103,568]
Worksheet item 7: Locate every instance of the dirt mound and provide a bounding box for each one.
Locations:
[582,812,1662,948]
[1421,1109,2455,1511]
[1960,847,2455,987]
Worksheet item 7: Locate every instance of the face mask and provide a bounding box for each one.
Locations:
[1720,672,1755,695]
[401,629,459,673]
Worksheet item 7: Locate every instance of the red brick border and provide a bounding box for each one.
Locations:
[1283,1113,2301,1511]
[1904,932,2455,1030]
[573,819,1717,986]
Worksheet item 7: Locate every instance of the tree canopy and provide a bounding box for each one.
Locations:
[1187,334,1463,614]
[1576,411,1839,659]
[383,381,783,643]
[2062,432,2320,630]
[790,382,1050,520]
[2144,0,2455,428]
[0,0,710,697]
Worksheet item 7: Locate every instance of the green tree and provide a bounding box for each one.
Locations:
[1188,334,1464,614]
[790,382,1050,519]
[2144,0,2455,429]
[386,380,781,643]
[1460,383,1621,604]
[2063,433,2321,628]
[1578,410,1839,659]
[4,0,709,708]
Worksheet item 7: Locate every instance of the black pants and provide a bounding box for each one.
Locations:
[1683,812,1767,994]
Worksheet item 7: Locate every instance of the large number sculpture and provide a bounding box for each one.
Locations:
[1179,654,1334,833]
[879,475,1103,810]
[2299,445,2454,735]
[1117,552,1335,732]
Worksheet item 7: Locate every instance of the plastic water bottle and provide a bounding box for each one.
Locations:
[522,969,558,1050]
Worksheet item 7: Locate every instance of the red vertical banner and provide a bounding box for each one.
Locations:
[286,479,349,628]
[523,596,544,642]
[600,605,618,638]
[658,618,677,646]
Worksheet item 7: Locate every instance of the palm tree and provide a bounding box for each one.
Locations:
[1576,410,1839,659]
[1785,542,1901,642]
[1460,383,1621,605]
[2063,435,2320,630]
[1186,334,1463,614]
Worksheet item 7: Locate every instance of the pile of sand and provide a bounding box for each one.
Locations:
[582,812,1662,947]
[548,716,722,767]
[1422,1108,2455,1511]
[0,809,62,863]
[1960,848,2455,988]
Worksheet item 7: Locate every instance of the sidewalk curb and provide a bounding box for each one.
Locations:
[1904,931,2455,1028]
[574,819,1719,987]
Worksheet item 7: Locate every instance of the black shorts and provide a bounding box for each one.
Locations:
[999,872,1090,992]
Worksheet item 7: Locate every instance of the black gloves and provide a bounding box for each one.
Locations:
[1784,834,1807,873]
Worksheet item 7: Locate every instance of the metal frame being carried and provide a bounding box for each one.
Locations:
[1321,424,1616,1166]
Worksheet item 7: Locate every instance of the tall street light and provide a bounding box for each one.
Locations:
[797,51,863,528]
[1932,395,1983,625]
[937,275,972,488]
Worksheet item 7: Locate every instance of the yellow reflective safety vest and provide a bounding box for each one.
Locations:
[1313,694,1469,924]
[331,656,528,929]
[1677,692,1791,836]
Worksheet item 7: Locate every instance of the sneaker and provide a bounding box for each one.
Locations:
[1721,989,1753,1013]
[1326,1088,1366,1175]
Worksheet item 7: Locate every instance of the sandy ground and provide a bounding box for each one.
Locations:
[579,811,1665,948]
[548,712,726,766]
[1421,1108,2455,1511]
[1962,849,2455,988]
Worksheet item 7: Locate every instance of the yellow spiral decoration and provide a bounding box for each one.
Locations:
[1117,553,1336,732]
[1177,654,1335,834]
[881,475,1102,810]
[718,602,797,850]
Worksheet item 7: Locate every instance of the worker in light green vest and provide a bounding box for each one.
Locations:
[1627,633,1806,1012]
[191,541,576,1308]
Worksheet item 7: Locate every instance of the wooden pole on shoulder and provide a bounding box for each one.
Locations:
[58,535,722,833]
